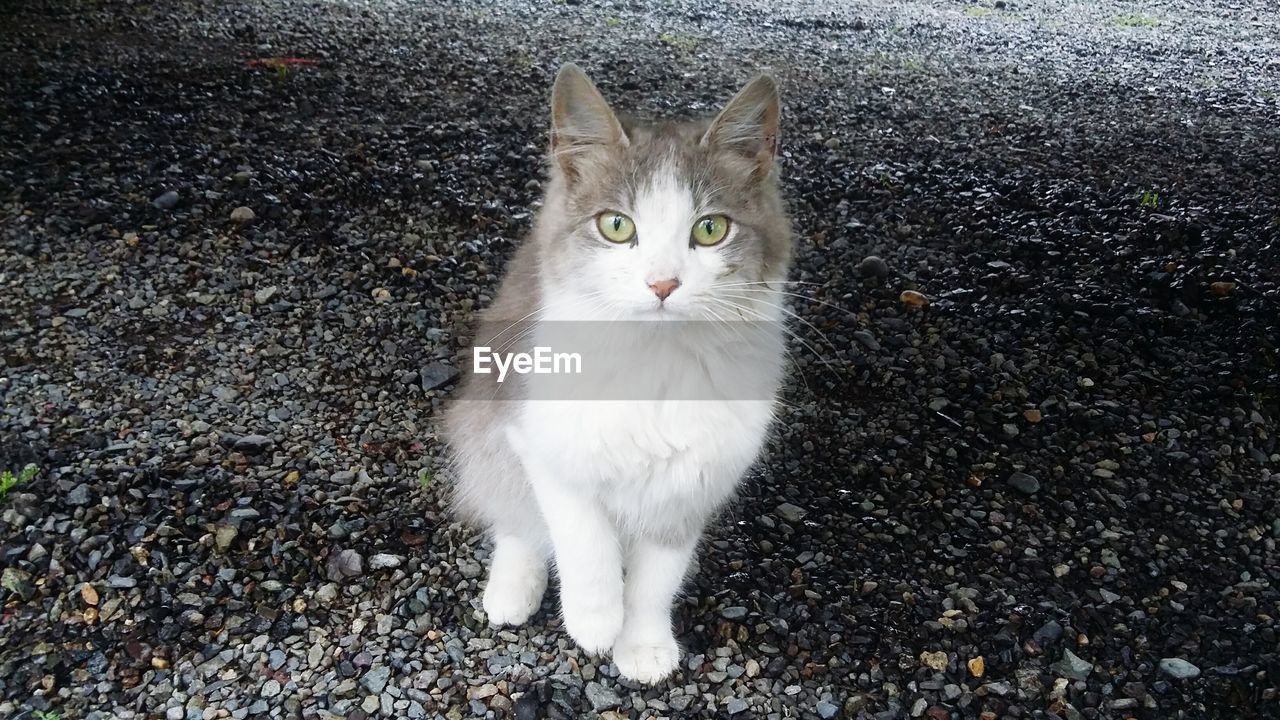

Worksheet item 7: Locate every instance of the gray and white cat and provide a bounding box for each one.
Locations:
[446,64,791,683]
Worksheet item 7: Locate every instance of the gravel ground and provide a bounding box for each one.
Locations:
[2,0,1279,718]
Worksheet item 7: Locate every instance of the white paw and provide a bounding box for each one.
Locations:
[482,564,547,627]
[561,600,624,655]
[613,635,681,685]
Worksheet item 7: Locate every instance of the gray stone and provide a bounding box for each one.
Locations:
[458,560,482,579]
[1008,471,1040,495]
[485,654,514,674]
[1033,620,1063,647]
[254,286,277,304]
[326,549,363,581]
[316,583,339,605]
[362,665,391,694]
[584,682,621,711]
[369,553,403,570]
[234,434,274,453]
[853,330,881,351]
[420,363,460,391]
[334,679,357,696]
[153,190,180,209]
[230,206,256,223]
[308,643,325,668]
[858,255,890,278]
[1157,657,1201,679]
[818,700,841,719]
[776,502,806,522]
[67,483,91,506]
[726,698,750,715]
[720,606,748,620]
[214,524,238,553]
[261,679,281,697]
[1051,649,1093,681]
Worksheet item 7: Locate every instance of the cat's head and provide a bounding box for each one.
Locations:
[535,64,791,322]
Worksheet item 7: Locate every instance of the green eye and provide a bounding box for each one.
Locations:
[596,212,636,243]
[691,214,730,246]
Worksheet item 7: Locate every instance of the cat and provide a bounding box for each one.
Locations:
[445,63,792,684]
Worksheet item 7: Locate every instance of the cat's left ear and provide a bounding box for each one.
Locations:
[702,73,780,176]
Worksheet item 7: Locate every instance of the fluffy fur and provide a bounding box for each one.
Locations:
[445,64,791,684]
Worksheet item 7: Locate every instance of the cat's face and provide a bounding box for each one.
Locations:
[538,66,790,322]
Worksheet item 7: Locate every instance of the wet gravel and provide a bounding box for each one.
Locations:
[2,0,1278,718]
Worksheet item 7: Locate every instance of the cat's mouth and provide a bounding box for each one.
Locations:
[635,303,687,321]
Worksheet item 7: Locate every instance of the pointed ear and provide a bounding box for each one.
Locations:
[701,74,780,175]
[550,64,628,178]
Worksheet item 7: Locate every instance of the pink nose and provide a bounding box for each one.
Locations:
[649,278,680,301]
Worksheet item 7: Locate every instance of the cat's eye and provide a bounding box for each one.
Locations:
[596,212,636,244]
[691,214,730,247]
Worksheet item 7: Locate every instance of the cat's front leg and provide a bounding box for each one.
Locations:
[482,529,549,627]
[613,535,698,684]
[529,478,625,655]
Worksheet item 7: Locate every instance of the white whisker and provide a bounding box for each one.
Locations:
[717,292,841,370]
[705,296,836,376]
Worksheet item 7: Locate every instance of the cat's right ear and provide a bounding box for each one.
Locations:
[550,64,628,179]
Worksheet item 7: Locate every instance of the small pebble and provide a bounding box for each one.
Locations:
[858,255,890,278]
[1008,471,1040,495]
[1158,657,1201,679]
[152,190,179,209]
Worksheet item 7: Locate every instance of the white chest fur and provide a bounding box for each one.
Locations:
[509,397,775,542]
[502,282,789,541]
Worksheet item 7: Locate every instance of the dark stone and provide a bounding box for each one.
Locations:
[1008,472,1040,495]
[1033,620,1063,647]
[858,255,890,278]
[152,190,180,209]
[420,363,460,391]
[514,691,541,720]
[234,434,274,454]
